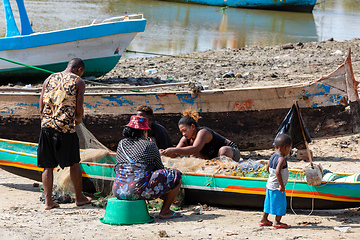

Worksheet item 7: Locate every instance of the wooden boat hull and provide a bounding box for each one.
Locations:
[1,138,360,209]
[1,51,359,151]
[0,15,147,83]
[160,0,317,13]
[182,173,360,210]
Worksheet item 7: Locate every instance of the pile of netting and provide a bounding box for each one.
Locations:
[162,155,269,178]
[52,123,115,200]
[39,185,75,204]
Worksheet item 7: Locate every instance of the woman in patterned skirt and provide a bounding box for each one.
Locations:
[112,115,183,219]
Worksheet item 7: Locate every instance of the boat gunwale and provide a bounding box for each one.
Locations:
[0,138,38,146]
[1,17,147,39]
[0,80,335,95]
[0,54,351,94]
[182,170,360,185]
[0,14,147,52]
[1,157,360,185]
[1,139,360,185]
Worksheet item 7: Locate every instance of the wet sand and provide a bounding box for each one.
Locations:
[93,38,360,91]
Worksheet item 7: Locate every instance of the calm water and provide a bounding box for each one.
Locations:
[1,0,360,58]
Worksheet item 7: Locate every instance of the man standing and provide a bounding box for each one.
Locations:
[136,105,173,149]
[37,58,91,210]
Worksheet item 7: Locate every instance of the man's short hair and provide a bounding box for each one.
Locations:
[136,105,153,117]
[274,134,292,148]
[68,58,85,70]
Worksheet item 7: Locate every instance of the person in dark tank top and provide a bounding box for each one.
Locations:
[160,110,241,162]
[136,105,172,149]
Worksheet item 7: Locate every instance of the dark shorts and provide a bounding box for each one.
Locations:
[37,128,80,169]
[228,141,241,162]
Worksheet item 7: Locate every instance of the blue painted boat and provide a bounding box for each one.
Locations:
[0,0,147,83]
[160,0,318,12]
[1,138,360,210]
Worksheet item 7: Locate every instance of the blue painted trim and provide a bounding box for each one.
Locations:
[3,0,20,37]
[15,0,33,35]
[0,19,147,51]
[163,0,317,12]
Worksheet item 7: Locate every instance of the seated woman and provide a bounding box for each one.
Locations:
[160,110,241,162]
[112,115,183,219]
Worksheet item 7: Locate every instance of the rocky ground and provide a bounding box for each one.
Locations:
[7,38,360,92]
[90,38,360,92]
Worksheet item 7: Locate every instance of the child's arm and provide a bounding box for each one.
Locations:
[275,157,286,192]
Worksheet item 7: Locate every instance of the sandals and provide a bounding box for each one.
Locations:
[159,212,183,219]
[259,221,273,226]
[273,223,291,229]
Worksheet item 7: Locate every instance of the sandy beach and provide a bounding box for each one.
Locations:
[1,133,360,240]
[1,39,360,239]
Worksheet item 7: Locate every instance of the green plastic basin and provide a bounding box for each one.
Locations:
[100,198,154,225]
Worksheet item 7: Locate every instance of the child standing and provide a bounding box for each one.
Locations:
[260,134,292,229]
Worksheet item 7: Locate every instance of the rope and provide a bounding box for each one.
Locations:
[290,177,298,215]
[125,49,360,67]
[309,186,315,216]
[290,171,315,216]
[0,57,54,74]
[0,56,105,85]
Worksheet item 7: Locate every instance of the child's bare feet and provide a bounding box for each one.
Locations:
[76,196,92,206]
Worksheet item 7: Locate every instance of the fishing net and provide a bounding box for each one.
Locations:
[53,123,116,201]
[162,155,268,178]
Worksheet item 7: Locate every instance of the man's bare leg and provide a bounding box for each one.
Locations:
[70,163,92,206]
[42,168,59,210]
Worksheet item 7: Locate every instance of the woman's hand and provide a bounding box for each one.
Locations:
[160,148,178,158]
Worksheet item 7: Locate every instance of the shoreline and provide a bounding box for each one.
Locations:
[4,38,360,91]
[95,38,360,90]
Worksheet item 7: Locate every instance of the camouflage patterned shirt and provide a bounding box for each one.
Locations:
[41,72,79,133]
